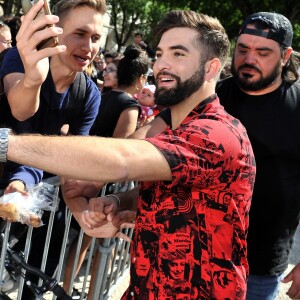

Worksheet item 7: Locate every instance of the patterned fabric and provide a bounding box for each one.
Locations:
[123,95,256,300]
[140,105,155,118]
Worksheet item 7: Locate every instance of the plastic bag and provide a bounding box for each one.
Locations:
[0,182,59,227]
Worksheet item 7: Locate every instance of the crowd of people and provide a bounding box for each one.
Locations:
[0,0,300,299]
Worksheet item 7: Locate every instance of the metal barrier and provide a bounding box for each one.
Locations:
[0,177,134,300]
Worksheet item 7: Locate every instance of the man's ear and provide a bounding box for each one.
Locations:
[204,58,221,82]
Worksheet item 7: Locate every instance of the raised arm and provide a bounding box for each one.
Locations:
[5,0,65,120]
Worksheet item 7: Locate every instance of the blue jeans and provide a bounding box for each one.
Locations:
[246,273,284,300]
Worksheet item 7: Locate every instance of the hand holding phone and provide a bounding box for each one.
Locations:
[21,0,58,49]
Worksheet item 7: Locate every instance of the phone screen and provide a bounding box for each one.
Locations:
[21,0,58,49]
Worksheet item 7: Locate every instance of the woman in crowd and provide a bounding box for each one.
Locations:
[90,44,148,137]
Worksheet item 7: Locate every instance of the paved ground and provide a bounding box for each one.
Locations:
[107,269,129,299]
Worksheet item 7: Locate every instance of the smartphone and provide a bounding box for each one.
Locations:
[21,0,58,49]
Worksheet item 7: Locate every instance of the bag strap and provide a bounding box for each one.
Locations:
[66,72,87,122]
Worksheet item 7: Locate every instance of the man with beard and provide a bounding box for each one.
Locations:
[216,12,300,300]
[0,10,256,299]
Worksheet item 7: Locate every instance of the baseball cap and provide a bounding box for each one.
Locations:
[239,12,293,47]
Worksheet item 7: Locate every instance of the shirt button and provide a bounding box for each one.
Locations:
[130,291,134,296]
[132,257,136,262]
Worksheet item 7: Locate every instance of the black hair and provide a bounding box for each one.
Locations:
[117,44,149,87]
[153,10,230,71]
[104,51,119,59]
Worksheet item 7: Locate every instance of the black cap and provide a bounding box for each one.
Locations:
[239,12,293,47]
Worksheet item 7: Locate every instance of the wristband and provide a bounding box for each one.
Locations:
[105,194,120,207]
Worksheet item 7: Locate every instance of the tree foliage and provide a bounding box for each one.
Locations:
[1,0,300,50]
[106,0,154,51]
[154,0,300,49]
[0,0,22,16]
[0,0,60,16]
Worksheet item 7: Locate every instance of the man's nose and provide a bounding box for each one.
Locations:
[244,52,257,65]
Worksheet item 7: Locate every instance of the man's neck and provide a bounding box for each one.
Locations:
[50,56,77,93]
[170,83,216,129]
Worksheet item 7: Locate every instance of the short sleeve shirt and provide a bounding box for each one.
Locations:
[0,47,100,136]
[123,95,256,300]
[89,90,140,137]
[0,47,101,186]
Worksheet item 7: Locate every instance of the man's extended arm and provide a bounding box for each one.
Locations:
[7,134,171,183]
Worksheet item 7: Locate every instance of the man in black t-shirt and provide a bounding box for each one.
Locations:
[216,12,300,300]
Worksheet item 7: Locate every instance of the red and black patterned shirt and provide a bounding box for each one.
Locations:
[123,94,256,300]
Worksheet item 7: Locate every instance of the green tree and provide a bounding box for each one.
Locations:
[153,0,300,49]
[0,0,60,17]
[106,0,153,52]
[0,0,22,16]
[1,0,300,50]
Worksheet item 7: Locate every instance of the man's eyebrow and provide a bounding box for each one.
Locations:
[75,28,101,36]
[75,28,88,33]
[155,45,190,52]
[237,42,272,51]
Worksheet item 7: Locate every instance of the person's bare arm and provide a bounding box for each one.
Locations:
[4,73,42,120]
[84,186,138,224]
[82,189,138,238]
[281,263,300,299]
[130,115,168,139]
[4,180,28,196]
[60,178,104,230]
[8,134,172,183]
[6,0,65,120]
[112,107,140,138]
[117,186,138,212]
[60,180,138,237]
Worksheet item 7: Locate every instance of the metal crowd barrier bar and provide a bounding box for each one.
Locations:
[0,177,134,300]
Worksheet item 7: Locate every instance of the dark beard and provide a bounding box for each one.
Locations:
[154,68,205,106]
[231,60,281,91]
